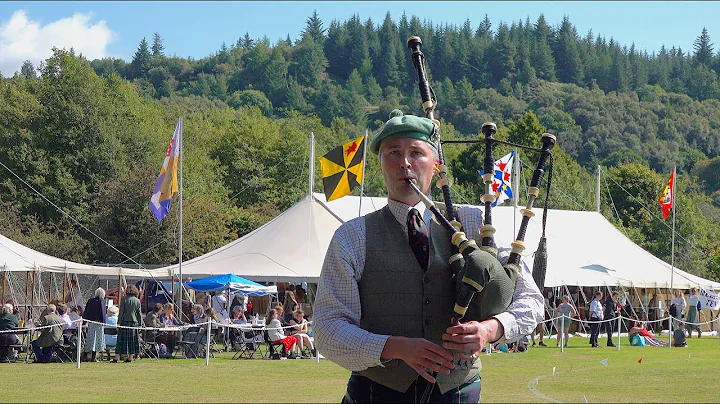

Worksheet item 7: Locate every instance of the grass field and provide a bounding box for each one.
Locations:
[3,335,719,403]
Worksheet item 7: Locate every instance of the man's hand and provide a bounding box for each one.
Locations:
[441,318,504,361]
[381,336,455,383]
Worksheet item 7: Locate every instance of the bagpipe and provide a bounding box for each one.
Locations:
[406,35,555,338]
[406,35,555,402]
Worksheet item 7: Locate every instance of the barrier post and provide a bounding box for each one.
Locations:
[559,316,564,352]
[76,318,83,369]
[205,320,211,366]
[617,316,621,351]
[717,316,720,346]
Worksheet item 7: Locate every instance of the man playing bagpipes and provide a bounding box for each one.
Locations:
[313,110,544,403]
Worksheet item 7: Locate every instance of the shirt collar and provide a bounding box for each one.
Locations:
[386,198,430,227]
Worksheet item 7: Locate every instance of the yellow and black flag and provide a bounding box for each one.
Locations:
[319,135,365,201]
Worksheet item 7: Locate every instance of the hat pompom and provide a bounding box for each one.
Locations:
[388,109,404,119]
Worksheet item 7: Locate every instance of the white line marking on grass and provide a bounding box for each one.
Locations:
[527,373,563,403]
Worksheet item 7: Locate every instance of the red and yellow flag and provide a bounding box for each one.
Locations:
[319,135,365,201]
[658,169,674,219]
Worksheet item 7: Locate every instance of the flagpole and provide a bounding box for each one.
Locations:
[358,129,368,217]
[513,148,519,235]
[309,132,314,197]
[178,117,184,316]
[669,166,676,293]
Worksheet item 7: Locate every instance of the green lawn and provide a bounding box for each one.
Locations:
[3,336,719,402]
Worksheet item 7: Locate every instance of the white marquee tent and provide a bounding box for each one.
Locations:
[153,193,720,290]
[0,233,164,277]
[3,193,718,290]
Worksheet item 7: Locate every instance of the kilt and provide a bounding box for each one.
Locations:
[116,323,140,355]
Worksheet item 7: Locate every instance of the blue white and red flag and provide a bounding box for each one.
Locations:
[479,150,515,207]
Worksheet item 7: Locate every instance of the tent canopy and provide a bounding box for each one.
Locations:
[185,273,277,296]
[3,192,719,291]
[0,233,166,277]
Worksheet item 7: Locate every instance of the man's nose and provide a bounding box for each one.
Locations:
[401,153,412,168]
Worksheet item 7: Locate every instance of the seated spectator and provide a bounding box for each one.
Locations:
[513,335,531,352]
[0,303,20,361]
[192,304,206,324]
[32,304,64,363]
[290,309,315,357]
[159,303,183,327]
[673,322,687,347]
[266,308,297,358]
[228,306,248,344]
[158,303,182,356]
[105,306,119,362]
[628,320,668,347]
[57,303,75,330]
[231,306,247,325]
[274,304,288,328]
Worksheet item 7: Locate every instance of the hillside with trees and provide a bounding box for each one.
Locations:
[1,11,718,280]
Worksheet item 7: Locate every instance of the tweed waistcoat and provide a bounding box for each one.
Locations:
[358,206,481,394]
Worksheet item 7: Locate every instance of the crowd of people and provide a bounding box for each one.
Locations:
[0,278,320,363]
[525,287,709,349]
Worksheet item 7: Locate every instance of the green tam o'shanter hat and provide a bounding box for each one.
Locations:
[370,109,438,155]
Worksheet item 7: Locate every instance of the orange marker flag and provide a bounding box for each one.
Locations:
[638,358,642,364]
[658,170,674,219]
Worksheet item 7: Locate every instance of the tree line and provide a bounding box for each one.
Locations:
[1,11,719,281]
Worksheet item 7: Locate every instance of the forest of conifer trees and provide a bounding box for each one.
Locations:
[1,11,719,280]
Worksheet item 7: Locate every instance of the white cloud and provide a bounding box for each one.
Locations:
[0,10,114,76]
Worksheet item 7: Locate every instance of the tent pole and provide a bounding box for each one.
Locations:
[1,265,6,304]
[309,132,315,197]
[178,116,184,320]
[358,129,368,218]
[595,165,601,212]
[24,271,29,322]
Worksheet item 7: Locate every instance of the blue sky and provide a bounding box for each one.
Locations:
[1,1,720,76]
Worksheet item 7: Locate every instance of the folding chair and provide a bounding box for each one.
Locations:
[262,330,285,360]
[232,328,261,359]
[141,330,160,360]
[177,326,202,359]
[52,329,79,363]
[101,327,117,361]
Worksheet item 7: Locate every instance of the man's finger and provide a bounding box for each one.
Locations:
[411,364,437,383]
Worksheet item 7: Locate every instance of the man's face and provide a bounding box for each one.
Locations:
[379,137,437,206]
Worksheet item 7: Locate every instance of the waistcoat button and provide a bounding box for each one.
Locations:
[425,298,431,305]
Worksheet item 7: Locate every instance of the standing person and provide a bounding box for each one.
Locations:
[282,291,299,324]
[313,110,543,402]
[531,292,550,347]
[553,295,578,348]
[589,292,604,348]
[83,287,107,362]
[211,291,229,323]
[65,279,85,311]
[31,304,64,363]
[603,291,620,347]
[670,289,687,331]
[647,293,658,332]
[116,284,142,363]
[685,288,701,338]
